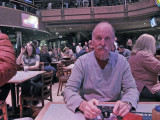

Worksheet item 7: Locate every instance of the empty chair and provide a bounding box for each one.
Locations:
[57,63,71,96]
[20,71,53,117]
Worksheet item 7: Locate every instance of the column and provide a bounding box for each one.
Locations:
[16,31,22,57]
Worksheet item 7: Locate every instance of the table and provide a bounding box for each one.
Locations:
[8,71,46,115]
[35,102,160,120]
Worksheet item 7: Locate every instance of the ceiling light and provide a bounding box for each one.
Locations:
[70,28,72,29]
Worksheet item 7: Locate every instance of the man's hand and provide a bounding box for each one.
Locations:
[113,100,132,117]
[79,99,101,119]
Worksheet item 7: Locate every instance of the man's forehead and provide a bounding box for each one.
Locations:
[93,24,114,35]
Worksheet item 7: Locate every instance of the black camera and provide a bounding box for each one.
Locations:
[97,105,114,118]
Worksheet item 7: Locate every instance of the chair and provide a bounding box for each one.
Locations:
[57,63,70,96]
[0,101,8,120]
[39,62,44,71]
[16,62,44,105]
[20,71,53,118]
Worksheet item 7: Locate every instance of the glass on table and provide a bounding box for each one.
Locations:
[23,64,28,72]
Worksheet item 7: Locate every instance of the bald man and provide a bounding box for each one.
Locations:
[63,22,139,119]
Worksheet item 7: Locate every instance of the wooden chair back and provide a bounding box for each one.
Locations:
[20,71,53,118]
[39,62,44,71]
[0,101,8,120]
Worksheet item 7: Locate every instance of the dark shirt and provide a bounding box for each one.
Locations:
[72,45,76,54]
[39,53,52,66]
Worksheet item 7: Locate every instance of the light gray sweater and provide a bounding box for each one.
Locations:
[63,51,139,112]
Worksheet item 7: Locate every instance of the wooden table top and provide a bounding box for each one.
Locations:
[35,102,160,120]
[8,71,46,84]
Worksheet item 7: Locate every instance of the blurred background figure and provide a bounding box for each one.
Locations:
[40,45,56,82]
[63,47,74,60]
[32,40,40,55]
[76,43,82,53]
[88,40,94,52]
[71,42,76,58]
[126,38,133,51]
[76,46,89,58]
[118,45,131,59]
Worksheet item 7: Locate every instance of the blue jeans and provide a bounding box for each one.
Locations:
[44,65,56,77]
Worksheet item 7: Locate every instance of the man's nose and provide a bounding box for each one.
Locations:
[100,39,106,46]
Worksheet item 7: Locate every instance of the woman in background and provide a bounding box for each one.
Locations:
[16,41,40,70]
[128,34,160,101]
[16,42,41,97]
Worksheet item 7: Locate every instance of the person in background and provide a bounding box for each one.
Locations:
[40,45,56,75]
[48,47,53,56]
[118,45,131,59]
[63,22,139,119]
[32,40,40,55]
[71,42,76,58]
[128,33,160,101]
[57,48,63,60]
[76,46,89,59]
[76,43,82,53]
[114,37,118,50]
[63,47,74,59]
[126,38,133,51]
[83,41,88,49]
[16,41,40,70]
[0,33,17,102]
[88,40,94,52]
[16,42,42,97]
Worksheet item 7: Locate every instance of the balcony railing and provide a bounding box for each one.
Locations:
[0,0,143,14]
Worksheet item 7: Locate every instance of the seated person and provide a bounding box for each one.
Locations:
[76,46,89,59]
[118,45,131,59]
[63,22,139,119]
[0,33,17,101]
[39,45,56,80]
[63,47,74,60]
[16,42,40,71]
[128,33,160,101]
[16,42,41,96]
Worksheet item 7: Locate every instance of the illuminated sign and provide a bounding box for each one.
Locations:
[21,13,39,29]
[155,0,160,7]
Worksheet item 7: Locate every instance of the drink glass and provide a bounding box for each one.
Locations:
[23,64,28,72]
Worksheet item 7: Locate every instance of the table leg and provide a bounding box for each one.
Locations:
[10,83,16,115]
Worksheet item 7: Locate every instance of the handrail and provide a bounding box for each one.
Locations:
[10,0,39,10]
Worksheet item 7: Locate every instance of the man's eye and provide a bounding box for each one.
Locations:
[96,37,101,41]
[105,38,110,41]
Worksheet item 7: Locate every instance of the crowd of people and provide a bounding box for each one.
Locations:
[1,21,160,119]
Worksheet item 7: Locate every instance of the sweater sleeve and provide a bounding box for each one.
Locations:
[63,58,84,112]
[0,39,17,86]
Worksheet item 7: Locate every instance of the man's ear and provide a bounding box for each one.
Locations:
[92,40,94,46]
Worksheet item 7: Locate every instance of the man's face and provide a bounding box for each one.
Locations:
[119,48,124,52]
[92,23,115,60]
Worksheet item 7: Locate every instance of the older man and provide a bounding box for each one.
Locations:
[63,22,139,119]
